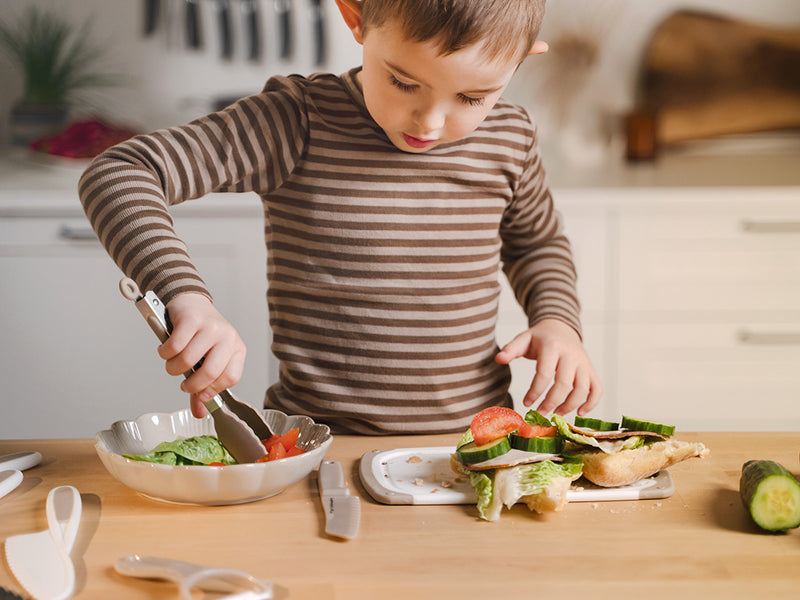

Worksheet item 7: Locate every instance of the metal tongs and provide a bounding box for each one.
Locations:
[119,278,272,463]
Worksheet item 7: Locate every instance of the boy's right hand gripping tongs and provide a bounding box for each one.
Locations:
[119,278,272,463]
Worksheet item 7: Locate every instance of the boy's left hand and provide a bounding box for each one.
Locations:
[495,318,602,416]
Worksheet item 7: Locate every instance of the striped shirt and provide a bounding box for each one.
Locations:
[79,68,580,435]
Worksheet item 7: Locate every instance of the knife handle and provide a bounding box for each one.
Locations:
[217,0,233,59]
[144,0,160,35]
[310,0,325,65]
[319,460,348,493]
[185,0,202,49]
[243,0,262,61]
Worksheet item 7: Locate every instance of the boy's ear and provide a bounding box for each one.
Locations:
[527,40,549,56]
[335,0,365,45]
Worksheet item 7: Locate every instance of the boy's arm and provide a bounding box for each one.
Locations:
[497,123,601,416]
[78,80,308,409]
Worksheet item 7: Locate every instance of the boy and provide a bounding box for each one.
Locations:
[78,0,601,434]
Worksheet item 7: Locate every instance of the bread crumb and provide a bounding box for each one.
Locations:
[414,477,424,486]
[591,503,599,509]
[440,480,453,488]
[431,488,439,493]
[407,455,423,464]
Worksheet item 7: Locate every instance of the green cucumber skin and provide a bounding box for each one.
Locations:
[508,433,563,454]
[740,460,800,532]
[456,437,511,464]
[620,416,675,437]
[574,416,619,431]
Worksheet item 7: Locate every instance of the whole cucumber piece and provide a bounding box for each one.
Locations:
[740,459,800,532]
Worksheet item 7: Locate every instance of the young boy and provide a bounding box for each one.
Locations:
[78,0,601,434]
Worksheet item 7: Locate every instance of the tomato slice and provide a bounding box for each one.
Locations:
[267,442,287,461]
[262,427,301,453]
[470,407,526,446]
[517,423,558,438]
[208,462,226,467]
[286,445,306,457]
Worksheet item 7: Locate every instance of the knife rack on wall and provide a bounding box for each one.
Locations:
[140,0,327,65]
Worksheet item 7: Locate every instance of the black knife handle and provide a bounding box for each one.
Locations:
[217,0,233,59]
[144,0,160,35]
[185,0,202,49]
[311,0,325,65]
[275,0,292,59]
[243,0,262,61]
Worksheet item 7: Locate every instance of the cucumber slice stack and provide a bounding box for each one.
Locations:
[508,433,563,454]
[620,416,675,437]
[740,460,800,532]
[456,436,512,464]
[573,416,619,431]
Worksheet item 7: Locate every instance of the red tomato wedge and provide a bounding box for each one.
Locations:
[516,423,558,438]
[261,427,301,453]
[470,407,526,446]
[257,427,306,462]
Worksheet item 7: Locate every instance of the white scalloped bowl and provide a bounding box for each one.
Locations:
[95,408,332,505]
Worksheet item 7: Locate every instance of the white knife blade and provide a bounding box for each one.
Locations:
[318,460,360,539]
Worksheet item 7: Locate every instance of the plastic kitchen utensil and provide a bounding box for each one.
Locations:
[118,278,271,463]
[0,471,23,500]
[319,460,360,539]
[0,452,42,472]
[114,555,273,600]
[4,486,82,600]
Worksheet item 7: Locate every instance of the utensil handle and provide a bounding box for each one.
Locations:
[46,486,82,554]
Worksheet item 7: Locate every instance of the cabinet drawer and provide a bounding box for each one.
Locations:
[619,213,800,313]
[616,321,800,431]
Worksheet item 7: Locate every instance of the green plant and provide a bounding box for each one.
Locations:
[0,7,120,107]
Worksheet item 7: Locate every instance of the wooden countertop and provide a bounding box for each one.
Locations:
[1,432,799,599]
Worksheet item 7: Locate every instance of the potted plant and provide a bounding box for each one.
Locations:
[0,7,120,147]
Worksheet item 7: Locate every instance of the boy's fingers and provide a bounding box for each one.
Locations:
[495,331,532,364]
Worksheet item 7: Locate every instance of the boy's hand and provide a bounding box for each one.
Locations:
[158,293,247,418]
[495,318,602,416]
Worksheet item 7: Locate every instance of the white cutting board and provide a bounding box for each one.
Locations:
[359,447,674,505]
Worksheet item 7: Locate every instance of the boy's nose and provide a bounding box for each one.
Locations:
[412,103,445,135]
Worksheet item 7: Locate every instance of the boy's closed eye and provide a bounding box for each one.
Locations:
[388,72,486,107]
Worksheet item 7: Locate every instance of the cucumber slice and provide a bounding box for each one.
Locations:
[456,436,511,465]
[574,416,619,431]
[740,460,800,532]
[620,416,675,436]
[508,433,563,454]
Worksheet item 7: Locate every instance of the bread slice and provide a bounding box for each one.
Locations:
[571,439,710,487]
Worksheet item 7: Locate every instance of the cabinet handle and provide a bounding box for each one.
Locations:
[58,225,98,241]
[737,329,800,345]
[740,219,800,234]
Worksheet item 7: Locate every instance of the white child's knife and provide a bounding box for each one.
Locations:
[318,460,360,540]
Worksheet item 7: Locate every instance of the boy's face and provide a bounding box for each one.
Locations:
[358,20,521,153]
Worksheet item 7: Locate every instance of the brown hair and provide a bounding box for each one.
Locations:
[360,0,546,63]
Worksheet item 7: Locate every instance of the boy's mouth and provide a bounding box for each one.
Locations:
[402,133,436,149]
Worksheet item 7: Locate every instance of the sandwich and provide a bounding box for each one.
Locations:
[450,407,583,521]
[451,407,710,521]
[551,414,709,487]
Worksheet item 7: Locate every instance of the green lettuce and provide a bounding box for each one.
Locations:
[523,410,553,426]
[468,457,583,521]
[123,434,236,465]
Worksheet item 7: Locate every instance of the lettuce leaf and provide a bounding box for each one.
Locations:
[523,410,553,426]
[123,434,236,465]
[468,457,583,521]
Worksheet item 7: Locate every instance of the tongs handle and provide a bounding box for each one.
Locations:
[119,278,171,344]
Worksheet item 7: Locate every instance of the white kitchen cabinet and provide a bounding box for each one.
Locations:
[613,190,800,431]
[0,160,272,439]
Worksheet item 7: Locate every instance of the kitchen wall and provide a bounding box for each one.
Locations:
[1,0,798,155]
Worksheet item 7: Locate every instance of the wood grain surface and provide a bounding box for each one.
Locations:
[1,432,799,599]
